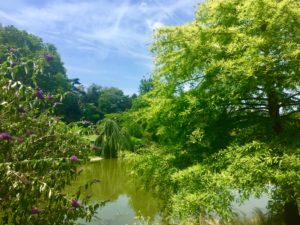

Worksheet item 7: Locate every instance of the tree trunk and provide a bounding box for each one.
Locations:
[267,92,300,224]
[284,199,300,225]
[267,92,282,134]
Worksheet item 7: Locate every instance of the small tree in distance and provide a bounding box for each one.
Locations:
[95,119,129,158]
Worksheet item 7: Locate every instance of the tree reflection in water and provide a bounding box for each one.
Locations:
[65,159,162,225]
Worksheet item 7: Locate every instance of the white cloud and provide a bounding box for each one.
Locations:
[0,0,199,55]
[0,0,200,93]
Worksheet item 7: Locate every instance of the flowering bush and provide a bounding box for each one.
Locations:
[0,49,99,224]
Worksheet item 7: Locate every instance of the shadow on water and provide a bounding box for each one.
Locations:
[65,159,162,225]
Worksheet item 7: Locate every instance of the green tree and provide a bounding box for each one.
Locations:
[54,93,82,122]
[80,84,104,122]
[85,84,103,104]
[127,0,300,224]
[0,25,88,123]
[98,87,132,114]
[0,25,71,94]
[138,77,154,95]
[81,103,104,123]
[95,119,128,158]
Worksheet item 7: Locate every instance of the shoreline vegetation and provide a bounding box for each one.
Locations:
[1,0,300,224]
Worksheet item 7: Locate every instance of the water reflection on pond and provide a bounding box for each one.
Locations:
[66,159,162,225]
[66,159,268,225]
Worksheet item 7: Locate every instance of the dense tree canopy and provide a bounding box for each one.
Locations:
[79,85,133,123]
[0,25,133,124]
[138,77,154,95]
[0,25,70,94]
[95,119,128,158]
[2,0,300,223]
[124,0,300,224]
[97,87,132,114]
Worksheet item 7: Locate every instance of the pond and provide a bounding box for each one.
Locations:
[66,159,162,225]
[66,159,268,225]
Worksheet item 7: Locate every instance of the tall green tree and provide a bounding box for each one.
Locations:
[85,84,103,104]
[80,84,104,122]
[98,87,132,114]
[0,25,71,94]
[138,77,154,95]
[128,0,300,224]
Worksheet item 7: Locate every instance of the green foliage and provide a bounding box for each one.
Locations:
[77,84,135,123]
[95,119,129,158]
[97,87,132,114]
[55,92,82,122]
[139,77,154,95]
[0,40,99,224]
[171,141,300,220]
[0,25,70,94]
[0,25,133,124]
[125,0,300,223]
[128,146,177,192]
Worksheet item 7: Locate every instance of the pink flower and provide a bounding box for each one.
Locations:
[31,207,42,214]
[10,48,17,53]
[43,53,54,61]
[71,199,80,208]
[70,155,79,162]
[0,133,12,140]
[35,89,44,100]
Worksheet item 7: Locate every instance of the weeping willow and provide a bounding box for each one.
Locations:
[95,119,128,158]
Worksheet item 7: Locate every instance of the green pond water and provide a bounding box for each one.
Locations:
[66,159,268,225]
[66,159,163,225]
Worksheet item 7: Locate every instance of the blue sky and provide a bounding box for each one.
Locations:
[0,0,200,94]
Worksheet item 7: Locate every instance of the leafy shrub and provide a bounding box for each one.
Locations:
[0,46,99,224]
